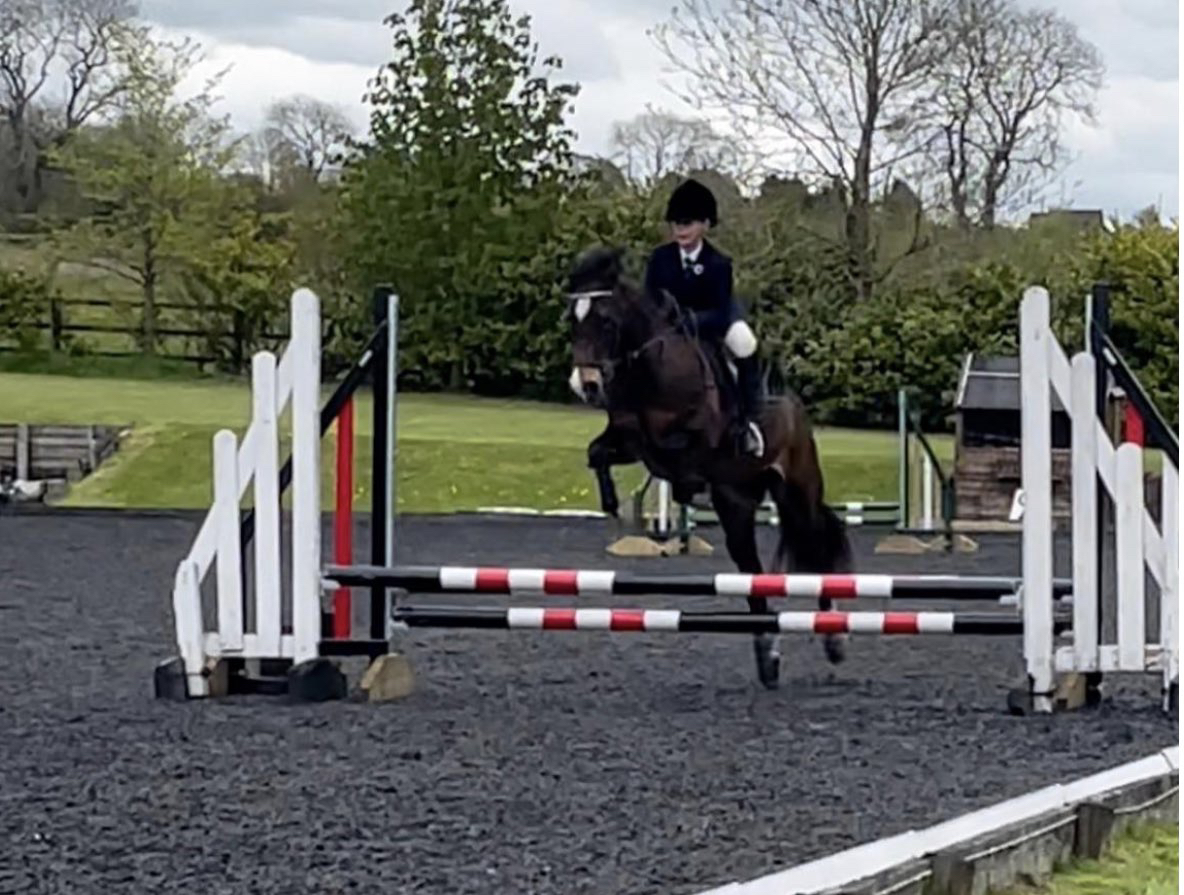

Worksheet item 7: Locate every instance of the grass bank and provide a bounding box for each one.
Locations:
[0,370,950,512]
[1003,822,1177,895]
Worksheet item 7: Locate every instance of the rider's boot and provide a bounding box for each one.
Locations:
[734,355,766,456]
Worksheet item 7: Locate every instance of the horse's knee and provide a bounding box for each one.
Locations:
[587,433,615,468]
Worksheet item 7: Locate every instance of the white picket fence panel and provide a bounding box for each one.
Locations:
[170,288,321,698]
[1021,286,1178,713]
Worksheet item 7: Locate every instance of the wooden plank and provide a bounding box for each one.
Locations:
[16,423,29,479]
[252,352,283,657]
[1115,444,1146,671]
[213,430,244,652]
[1020,286,1055,712]
[1071,353,1099,672]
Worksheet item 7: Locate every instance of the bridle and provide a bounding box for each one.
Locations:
[565,286,715,392]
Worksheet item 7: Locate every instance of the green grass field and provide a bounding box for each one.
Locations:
[0,369,949,512]
[1003,822,1177,895]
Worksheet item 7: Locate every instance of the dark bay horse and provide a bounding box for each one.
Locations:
[564,246,852,688]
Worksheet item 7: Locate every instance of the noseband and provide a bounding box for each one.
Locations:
[567,285,718,399]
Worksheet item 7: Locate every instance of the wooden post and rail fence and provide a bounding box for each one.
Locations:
[0,295,289,372]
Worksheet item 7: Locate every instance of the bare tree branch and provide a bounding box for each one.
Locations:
[653,0,952,298]
[263,94,354,182]
[0,0,138,211]
[930,0,1103,228]
[608,104,752,185]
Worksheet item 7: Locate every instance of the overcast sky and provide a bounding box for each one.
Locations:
[141,0,1179,220]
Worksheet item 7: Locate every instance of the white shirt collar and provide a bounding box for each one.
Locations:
[680,242,703,264]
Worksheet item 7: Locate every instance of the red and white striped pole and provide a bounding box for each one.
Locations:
[324,564,1074,601]
[391,606,1073,636]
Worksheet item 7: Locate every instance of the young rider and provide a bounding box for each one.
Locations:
[643,178,765,456]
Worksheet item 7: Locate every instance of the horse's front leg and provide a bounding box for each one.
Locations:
[587,420,638,518]
[711,481,781,690]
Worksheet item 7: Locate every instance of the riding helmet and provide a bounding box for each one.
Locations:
[665,178,718,226]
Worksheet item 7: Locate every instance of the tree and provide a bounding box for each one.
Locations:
[653,0,953,299]
[609,106,744,186]
[262,94,354,184]
[341,0,580,390]
[0,0,138,213]
[50,35,239,352]
[934,0,1103,229]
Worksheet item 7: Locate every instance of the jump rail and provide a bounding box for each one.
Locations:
[325,564,1072,601]
[391,606,1074,636]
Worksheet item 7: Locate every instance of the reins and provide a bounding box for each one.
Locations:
[566,286,717,391]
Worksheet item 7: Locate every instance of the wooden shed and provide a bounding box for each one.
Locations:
[953,354,1072,521]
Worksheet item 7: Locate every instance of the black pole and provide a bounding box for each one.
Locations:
[370,285,394,641]
[1095,330,1179,467]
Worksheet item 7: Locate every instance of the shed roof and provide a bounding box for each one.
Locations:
[955,353,1066,413]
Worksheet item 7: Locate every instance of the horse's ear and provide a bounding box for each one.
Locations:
[607,246,627,281]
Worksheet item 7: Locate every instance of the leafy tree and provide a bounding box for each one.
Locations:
[1075,218,1179,426]
[340,0,580,390]
[49,34,238,353]
[179,205,297,372]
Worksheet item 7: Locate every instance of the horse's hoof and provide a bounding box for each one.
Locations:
[753,634,781,689]
[822,633,847,665]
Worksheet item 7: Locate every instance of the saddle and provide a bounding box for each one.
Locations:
[697,338,759,431]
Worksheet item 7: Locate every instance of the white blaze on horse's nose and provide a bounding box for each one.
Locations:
[574,296,592,321]
[568,367,584,399]
[579,367,603,387]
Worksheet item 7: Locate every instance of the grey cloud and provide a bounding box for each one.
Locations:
[1060,166,1178,219]
[140,0,619,81]
[210,17,392,68]
[139,0,393,30]
[1016,0,1176,81]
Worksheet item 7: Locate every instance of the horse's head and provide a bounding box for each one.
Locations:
[564,245,647,406]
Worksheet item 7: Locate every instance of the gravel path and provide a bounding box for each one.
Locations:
[0,511,1175,895]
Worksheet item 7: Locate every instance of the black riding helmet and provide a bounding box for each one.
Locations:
[665,178,718,226]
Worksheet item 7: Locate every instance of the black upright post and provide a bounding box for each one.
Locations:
[1089,283,1111,423]
[371,285,394,641]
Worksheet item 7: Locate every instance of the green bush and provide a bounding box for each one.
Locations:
[0,268,56,352]
[179,207,298,373]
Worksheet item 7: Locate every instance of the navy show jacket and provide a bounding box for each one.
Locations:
[643,240,737,341]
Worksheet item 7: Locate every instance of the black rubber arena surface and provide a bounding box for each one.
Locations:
[1,512,1176,894]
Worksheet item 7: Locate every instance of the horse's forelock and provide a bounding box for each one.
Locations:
[569,245,624,292]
